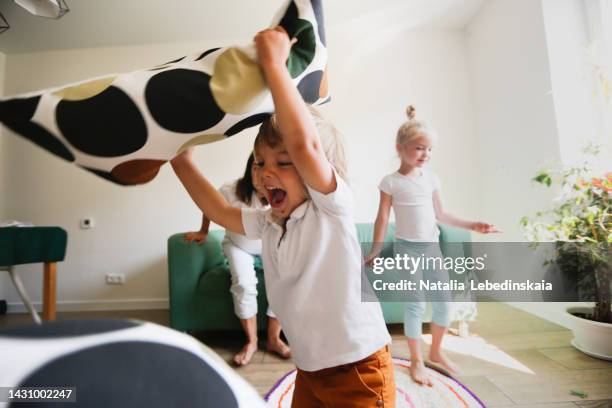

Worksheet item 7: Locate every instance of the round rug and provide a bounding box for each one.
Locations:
[265,357,485,407]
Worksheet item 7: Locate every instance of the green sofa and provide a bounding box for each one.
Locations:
[168,223,473,332]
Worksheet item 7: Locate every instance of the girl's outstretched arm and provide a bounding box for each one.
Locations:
[433,191,499,233]
[364,191,392,265]
[171,149,245,235]
[254,27,335,194]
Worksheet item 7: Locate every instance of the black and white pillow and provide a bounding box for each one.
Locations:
[0,0,328,185]
[0,319,266,407]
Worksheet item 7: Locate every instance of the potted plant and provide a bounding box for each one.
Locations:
[521,145,611,359]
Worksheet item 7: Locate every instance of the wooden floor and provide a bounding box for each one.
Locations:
[1,303,611,407]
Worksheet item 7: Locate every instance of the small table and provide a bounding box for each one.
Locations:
[0,227,67,323]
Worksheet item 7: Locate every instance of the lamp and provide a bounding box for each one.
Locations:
[0,12,9,33]
[14,0,69,19]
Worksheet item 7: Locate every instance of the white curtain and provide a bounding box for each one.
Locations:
[583,0,612,149]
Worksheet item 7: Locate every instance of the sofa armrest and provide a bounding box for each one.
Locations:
[167,230,226,330]
[168,231,226,274]
[438,224,472,258]
[355,222,397,258]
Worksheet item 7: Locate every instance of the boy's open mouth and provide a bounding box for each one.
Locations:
[267,187,287,208]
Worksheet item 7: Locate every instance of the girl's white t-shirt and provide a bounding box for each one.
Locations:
[241,173,391,372]
[379,169,441,242]
[219,180,267,254]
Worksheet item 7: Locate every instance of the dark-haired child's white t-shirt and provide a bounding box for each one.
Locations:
[241,173,391,372]
[219,180,266,254]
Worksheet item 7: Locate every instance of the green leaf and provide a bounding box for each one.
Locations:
[534,173,552,187]
[570,389,588,399]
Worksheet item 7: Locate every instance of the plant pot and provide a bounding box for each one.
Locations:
[566,306,612,360]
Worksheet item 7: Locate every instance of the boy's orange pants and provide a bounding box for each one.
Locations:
[291,346,395,408]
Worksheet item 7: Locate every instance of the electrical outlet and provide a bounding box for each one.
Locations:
[80,217,94,229]
[105,273,125,285]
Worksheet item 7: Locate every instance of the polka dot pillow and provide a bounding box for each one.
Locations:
[0,0,328,185]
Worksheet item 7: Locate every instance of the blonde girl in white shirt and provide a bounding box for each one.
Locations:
[172,26,395,407]
[365,106,498,387]
[184,154,290,366]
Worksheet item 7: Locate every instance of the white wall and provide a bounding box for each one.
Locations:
[466,0,561,241]
[328,27,480,224]
[2,24,479,311]
[541,0,602,164]
[465,0,606,327]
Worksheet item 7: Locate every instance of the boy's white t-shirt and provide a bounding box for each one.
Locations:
[241,173,391,372]
[379,169,441,242]
[219,180,267,254]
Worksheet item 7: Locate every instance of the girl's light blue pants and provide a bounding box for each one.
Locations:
[397,240,453,339]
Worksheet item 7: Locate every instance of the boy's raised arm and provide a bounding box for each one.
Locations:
[254,27,336,194]
[171,149,245,235]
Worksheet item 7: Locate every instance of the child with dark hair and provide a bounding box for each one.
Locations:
[185,153,290,366]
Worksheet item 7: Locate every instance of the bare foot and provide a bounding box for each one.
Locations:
[409,360,433,387]
[234,342,258,366]
[267,337,291,359]
[428,351,459,375]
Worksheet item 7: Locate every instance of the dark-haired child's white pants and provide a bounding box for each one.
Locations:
[222,240,275,320]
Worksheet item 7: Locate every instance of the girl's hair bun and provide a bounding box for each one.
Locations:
[406,105,416,119]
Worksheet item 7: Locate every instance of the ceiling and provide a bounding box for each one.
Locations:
[0,0,485,54]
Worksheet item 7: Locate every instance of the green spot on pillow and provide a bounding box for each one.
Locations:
[286,19,316,78]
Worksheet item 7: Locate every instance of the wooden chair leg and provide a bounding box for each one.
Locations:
[43,262,57,321]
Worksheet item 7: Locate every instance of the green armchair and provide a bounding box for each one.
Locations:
[168,223,474,333]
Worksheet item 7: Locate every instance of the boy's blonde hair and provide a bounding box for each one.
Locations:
[396,105,438,146]
[254,106,348,182]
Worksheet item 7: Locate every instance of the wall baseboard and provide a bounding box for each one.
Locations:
[6,298,169,314]
[506,302,592,329]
